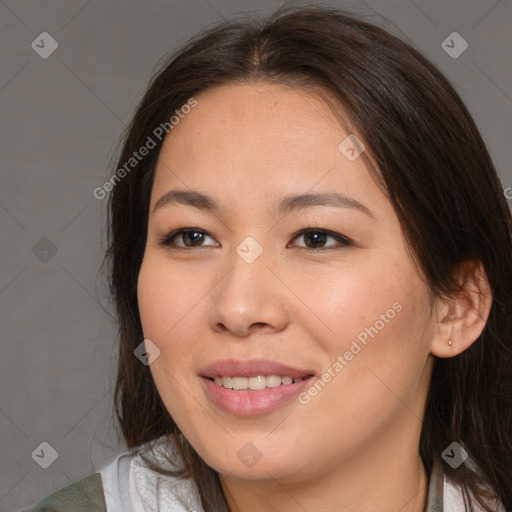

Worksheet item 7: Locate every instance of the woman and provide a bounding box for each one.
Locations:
[23,6,511,512]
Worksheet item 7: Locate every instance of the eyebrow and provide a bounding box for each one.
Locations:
[152,189,374,218]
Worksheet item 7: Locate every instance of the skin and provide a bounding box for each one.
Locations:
[137,82,492,512]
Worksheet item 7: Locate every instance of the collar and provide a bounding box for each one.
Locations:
[424,458,443,511]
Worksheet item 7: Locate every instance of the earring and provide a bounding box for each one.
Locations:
[448,339,453,347]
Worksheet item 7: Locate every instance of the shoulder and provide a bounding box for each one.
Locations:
[20,472,106,512]
[99,437,203,512]
[20,437,202,512]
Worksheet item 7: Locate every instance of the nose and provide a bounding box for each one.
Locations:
[208,248,289,338]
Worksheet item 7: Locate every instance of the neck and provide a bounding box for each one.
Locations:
[220,433,428,512]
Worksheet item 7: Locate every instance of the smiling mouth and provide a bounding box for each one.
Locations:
[207,374,315,391]
[201,361,316,415]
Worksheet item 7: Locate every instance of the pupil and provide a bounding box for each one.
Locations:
[306,232,326,248]
[185,230,204,246]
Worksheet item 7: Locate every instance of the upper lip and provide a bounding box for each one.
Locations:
[200,359,315,379]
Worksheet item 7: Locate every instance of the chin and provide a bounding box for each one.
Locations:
[200,443,308,483]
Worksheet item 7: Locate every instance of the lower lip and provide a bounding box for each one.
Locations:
[201,377,313,416]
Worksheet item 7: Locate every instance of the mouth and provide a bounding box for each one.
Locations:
[207,374,314,391]
[200,358,315,380]
[200,359,315,416]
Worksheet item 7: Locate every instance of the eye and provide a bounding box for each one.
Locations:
[158,228,218,248]
[289,228,352,251]
[158,227,352,251]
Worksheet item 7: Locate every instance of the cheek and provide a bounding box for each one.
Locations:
[137,255,202,342]
[303,258,431,400]
[137,257,163,338]
[296,257,410,351]
[137,258,204,428]
[327,283,432,417]
[137,254,208,387]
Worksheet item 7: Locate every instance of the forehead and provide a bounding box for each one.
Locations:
[150,82,385,215]
[162,82,348,150]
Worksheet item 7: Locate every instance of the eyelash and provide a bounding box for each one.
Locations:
[157,227,352,252]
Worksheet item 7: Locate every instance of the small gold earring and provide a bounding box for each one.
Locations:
[448,339,453,347]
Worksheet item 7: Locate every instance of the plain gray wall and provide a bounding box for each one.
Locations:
[1,0,510,510]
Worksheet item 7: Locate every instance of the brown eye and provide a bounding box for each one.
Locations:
[303,231,328,248]
[291,229,351,250]
[159,228,218,248]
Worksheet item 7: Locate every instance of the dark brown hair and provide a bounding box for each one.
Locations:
[105,7,512,511]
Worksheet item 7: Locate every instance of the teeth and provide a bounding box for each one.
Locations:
[222,377,233,389]
[248,375,266,390]
[232,377,249,390]
[212,375,307,390]
[266,375,281,387]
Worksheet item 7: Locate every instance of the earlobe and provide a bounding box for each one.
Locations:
[430,260,493,359]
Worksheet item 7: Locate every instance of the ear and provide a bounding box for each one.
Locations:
[430,260,493,358]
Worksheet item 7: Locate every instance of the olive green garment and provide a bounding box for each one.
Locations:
[20,473,106,512]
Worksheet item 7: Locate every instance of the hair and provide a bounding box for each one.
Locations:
[104,6,512,511]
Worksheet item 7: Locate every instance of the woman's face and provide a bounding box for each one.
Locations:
[137,82,436,483]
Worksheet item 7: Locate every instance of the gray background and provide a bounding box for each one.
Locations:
[1,0,510,510]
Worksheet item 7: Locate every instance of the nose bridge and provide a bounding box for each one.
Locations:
[208,238,288,336]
